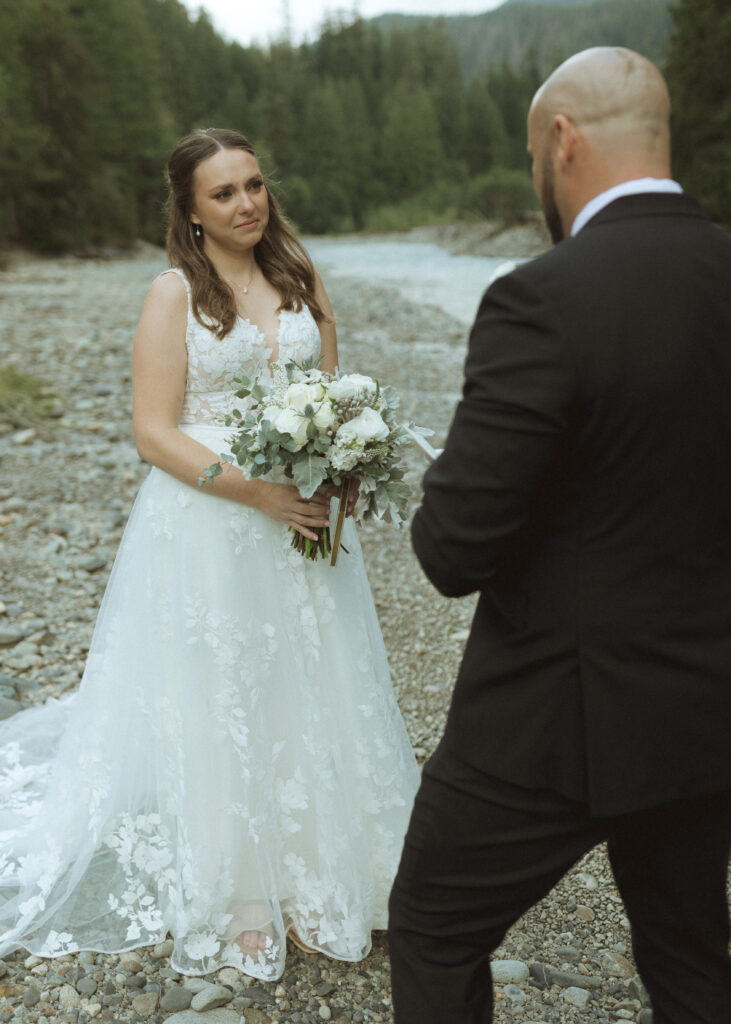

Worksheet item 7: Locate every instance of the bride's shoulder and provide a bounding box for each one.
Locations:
[145,268,189,312]
[136,270,189,342]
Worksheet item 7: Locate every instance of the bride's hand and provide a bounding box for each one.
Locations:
[252,481,331,541]
[321,479,360,517]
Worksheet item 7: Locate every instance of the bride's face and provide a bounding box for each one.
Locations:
[190,148,269,253]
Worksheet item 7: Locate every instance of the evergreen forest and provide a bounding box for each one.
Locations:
[0,0,727,252]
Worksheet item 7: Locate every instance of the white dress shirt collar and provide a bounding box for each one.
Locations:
[571,178,683,237]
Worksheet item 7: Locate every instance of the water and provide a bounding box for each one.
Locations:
[304,236,518,326]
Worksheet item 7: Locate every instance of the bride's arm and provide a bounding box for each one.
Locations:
[132,273,330,540]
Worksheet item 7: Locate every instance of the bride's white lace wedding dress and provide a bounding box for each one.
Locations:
[0,269,420,979]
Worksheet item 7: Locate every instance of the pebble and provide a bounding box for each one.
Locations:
[182,976,211,993]
[123,972,146,988]
[12,428,37,445]
[528,962,551,988]
[0,626,29,647]
[79,553,109,573]
[575,903,595,922]
[58,983,81,1009]
[165,1010,242,1024]
[190,983,234,1011]
[503,984,526,1004]
[575,871,599,889]
[216,967,241,988]
[23,986,41,1007]
[318,1006,332,1020]
[119,952,142,971]
[553,944,581,963]
[491,959,529,984]
[160,985,194,1012]
[563,985,592,1008]
[600,951,636,977]
[550,968,603,990]
[151,938,174,958]
[132,990,160,1014]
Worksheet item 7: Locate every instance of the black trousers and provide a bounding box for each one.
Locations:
[388,753,731,1024]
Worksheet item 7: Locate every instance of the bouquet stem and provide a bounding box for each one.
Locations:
[330,477,351,567]
[291,525,331,561]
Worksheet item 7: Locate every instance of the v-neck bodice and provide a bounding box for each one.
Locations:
[163,269,322,426]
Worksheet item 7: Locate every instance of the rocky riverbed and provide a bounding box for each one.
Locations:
[0,232,657,1024]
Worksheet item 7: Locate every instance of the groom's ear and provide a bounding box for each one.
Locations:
[553,114,580,172]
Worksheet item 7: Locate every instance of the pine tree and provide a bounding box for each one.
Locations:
[665,0,731,224]
[464,79,510,175]
[380,81,445,200]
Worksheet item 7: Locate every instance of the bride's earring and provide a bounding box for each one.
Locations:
[194,224,201,238]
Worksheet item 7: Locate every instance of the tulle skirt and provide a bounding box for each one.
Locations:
[0,424,419,979]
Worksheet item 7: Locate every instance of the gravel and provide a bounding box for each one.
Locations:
[0,228,676,1023]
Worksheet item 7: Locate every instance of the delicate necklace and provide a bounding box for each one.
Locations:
[231,265,256,295]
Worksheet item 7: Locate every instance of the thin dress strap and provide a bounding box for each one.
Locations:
[158,267,192,307]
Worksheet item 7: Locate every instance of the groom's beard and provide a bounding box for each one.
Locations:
[541,159,564,245]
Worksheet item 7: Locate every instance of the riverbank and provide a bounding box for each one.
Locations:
[370,214,551,260]
[0,250,652,1024]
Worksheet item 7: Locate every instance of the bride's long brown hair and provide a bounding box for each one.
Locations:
[165,128,330,338]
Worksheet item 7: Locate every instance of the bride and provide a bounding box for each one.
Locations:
[0,128,420,980]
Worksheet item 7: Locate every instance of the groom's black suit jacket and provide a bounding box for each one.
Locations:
[412,192,731,815]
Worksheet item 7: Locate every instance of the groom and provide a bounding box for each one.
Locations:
[388,47,731,1024]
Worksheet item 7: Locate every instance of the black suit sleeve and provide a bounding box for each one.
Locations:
[411,268,574,597]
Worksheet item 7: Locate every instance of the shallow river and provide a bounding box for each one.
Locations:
[305,235,517,326]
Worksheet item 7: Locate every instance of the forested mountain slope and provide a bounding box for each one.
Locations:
[374,0,673,78]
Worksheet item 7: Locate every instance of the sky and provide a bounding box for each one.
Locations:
[180,0,506,49]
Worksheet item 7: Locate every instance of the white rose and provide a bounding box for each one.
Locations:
[271,406,309,449]
[327,373,377,403]
[284,381,325,413]
[336,407,389,445]
[260,405,281,426]
[312,399,337,433]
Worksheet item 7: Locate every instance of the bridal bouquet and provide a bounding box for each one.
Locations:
[201,359,425,563]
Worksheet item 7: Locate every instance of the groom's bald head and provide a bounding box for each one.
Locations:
[527,48,673,242]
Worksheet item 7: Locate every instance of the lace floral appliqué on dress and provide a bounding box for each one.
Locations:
[0,269,420,979]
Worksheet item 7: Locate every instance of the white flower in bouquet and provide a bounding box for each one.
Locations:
[328,373,378,404]
[329,445,360,474]
[335,407,389,445]
[284,380,326,412]
[260,404,281,426]
[312,399,337,433]
[268,406,309,449]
